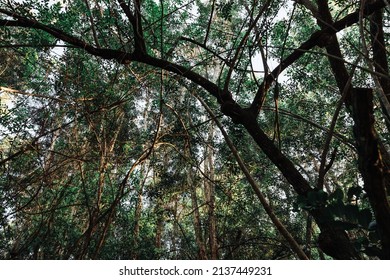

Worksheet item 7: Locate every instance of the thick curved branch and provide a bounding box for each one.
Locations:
[2,1,385,111]
[137,54,224,102]
[0,9,227,103]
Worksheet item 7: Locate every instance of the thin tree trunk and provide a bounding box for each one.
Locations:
[155,196,164,257]
[188,172,207,259]
[132,183,144,259]
[171,195,179,259]
[204,123,218,259]
[196,94,309,260]
[304,215,313,259]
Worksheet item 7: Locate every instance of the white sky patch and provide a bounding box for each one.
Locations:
[251,1,292,83]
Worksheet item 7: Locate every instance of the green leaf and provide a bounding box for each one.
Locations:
[216,0,234,21]
[344,204,359,223]
[358,209,372,229]
[326,201,346,218]
[317,189,329,204]
[329,188,344,202]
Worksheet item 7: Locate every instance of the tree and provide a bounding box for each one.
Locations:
[1,0,390,259]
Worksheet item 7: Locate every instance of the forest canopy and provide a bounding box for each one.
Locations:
[1,0,390,260]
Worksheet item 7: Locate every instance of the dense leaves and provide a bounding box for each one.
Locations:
[1,0,390,259]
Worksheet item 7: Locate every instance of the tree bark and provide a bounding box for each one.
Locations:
[351,88,390,259]
[369,7,390,195]
[204,123,218,259]
[188,172,208,259]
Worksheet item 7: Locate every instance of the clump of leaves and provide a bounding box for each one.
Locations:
[216,0,234,21]
[294,186,382,257]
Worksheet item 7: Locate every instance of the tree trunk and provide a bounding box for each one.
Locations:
[155,198,164,256]
[351,88,390,259]
[204,123,218,259]
[369,7,390,195]
[132,183,144,259]
[188,171,207,259]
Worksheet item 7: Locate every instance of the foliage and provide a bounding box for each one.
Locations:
[1,0,390,260]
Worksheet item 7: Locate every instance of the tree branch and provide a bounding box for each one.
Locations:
[0,12,132,62]
[195,93,309,260]
[83,0,101,48]
[117,0,146,53]
[249,0,387,114]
